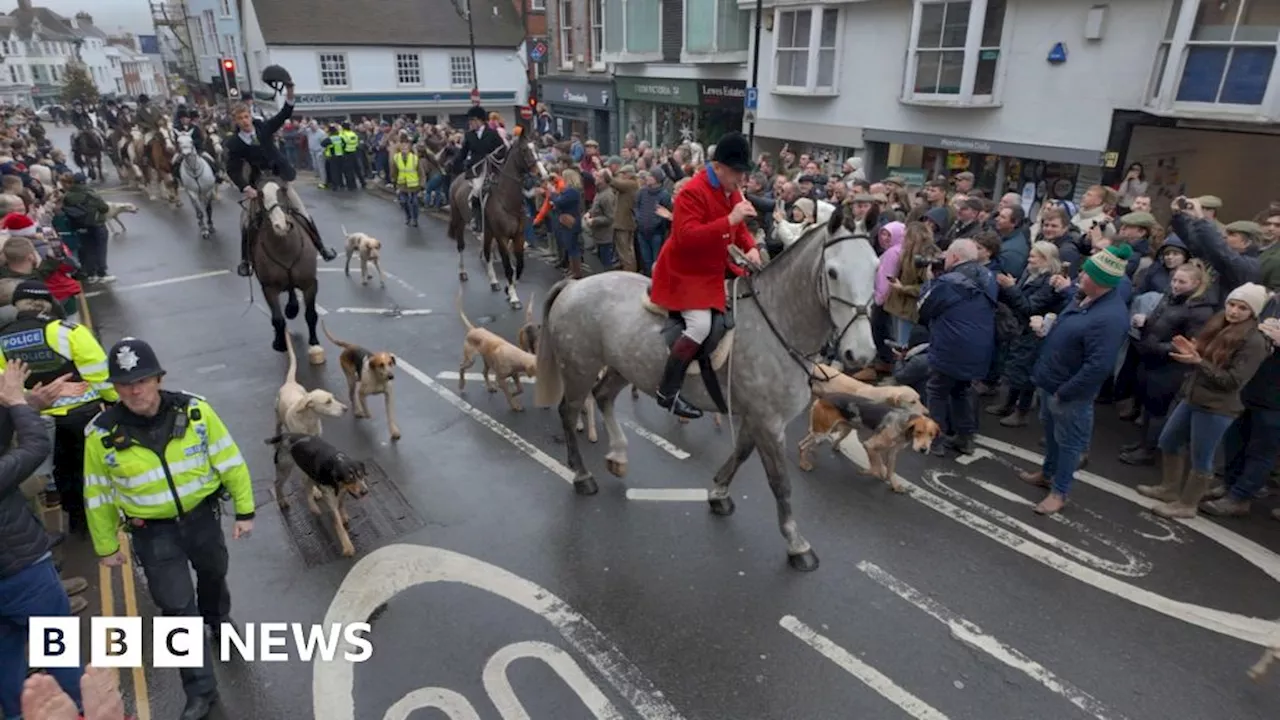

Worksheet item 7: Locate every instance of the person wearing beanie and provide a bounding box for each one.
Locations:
[1141,282,1269,519]
[1023,242,1133,515]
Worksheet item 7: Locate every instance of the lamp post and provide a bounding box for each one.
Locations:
[747,0,763,149]
[454,0,480,98]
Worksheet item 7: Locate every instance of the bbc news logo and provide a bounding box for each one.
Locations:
[29,618,373,667]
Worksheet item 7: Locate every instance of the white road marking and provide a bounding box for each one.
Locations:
[82,269,229,297]
[857,562,1128,720]
[621,420,690,460]
[953,448,994,466]
[625,488,708,502]
[436,371,535,386]
[402,361,573,483]
[834,436,1280,647]
[779,615,950,720]
[385,688,480,720]
[974,435,1280,584]
[332,307,433,316]
[315,545,687,720]
[315,266,426,296]
[484,641,627,719]
[195,363,226,374]
[251,301,329,319]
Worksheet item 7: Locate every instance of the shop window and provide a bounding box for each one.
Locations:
[684,0,749,59]
[589,0,606,69]
[602,0,661,60]
[772,7,841,94]
[559,0,575,69]
[904,0,1007,105]
[1175,0,1278,106]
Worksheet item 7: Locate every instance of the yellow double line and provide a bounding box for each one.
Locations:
[97,531,151,720]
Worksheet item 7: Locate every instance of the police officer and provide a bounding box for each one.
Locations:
[0,280,117,537]
[392,139,422,226]
[451,105,505,232]
[320,123,345,191]
[84,338,254,720]
[339,121,363,191]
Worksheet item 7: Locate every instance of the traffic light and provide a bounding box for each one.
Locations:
[529,96,537,110]
[220,58,239,99]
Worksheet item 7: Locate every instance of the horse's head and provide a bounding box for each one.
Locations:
[510,140,548,182]
[176,130,195,156]
[129,128,142,143]
[820,203,879,368]
[259,179,291,236]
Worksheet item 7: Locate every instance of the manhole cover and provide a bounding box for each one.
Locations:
[277,460,424,567]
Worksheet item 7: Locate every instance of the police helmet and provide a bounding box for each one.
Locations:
[137,94,149,105]
[261,64,294,92]
[107,338,166,384]
[467,105,487,122]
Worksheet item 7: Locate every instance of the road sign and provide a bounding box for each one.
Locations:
[470,88,481,104]
[744,86,758,111]
[530,41,548,63]
[744,108,756,123]
[520,106,533,120]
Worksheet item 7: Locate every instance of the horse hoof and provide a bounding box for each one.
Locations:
[272,339,287,353]
[708,496,736,516]
[605,458,627,478]
[307,345,326,365]
[788,550,820,572]
[573,474,598,496]
[489,282,500,292]
[511,301,523,311]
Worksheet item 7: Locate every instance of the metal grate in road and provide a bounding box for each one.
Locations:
[276,460,425,567]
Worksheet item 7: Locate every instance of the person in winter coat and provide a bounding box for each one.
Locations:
[1121,261,1215,465]
[584,170,617,268]
[873,221,908,335]
[1115,211,1156,278]
[1021,244,1133,515]
[993,205,1029,278]
[0,358,84,718]
[57,173,112,283]
[986,241,1067,426]
[917,238,998,456]
[1141,283,1269,519]
[550,169,585,279]
[1136,235,1190,296]
[634,172,673,274]
[1170,199,1262,291]
[1038,204,1086,278]
[1204,295,1280,518]
[883,222,938,347]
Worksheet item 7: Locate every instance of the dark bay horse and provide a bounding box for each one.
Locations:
[72,126,105,182]
[447,141,548,308]
[250,176,325,365]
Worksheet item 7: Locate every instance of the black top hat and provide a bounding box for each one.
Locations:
[467,105,487,121]
[711,131,751,172]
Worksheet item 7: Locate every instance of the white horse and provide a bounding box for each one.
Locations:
[176,130,217,238]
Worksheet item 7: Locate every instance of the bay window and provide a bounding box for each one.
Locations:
[772,7,840,94]
[602,0,661,61]
[684,0,749,60]
[1149,0,1279,114]
[903,0,1008,105]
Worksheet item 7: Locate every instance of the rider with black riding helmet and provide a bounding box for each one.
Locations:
[169,109,219,187]
[452,105,506,231]
[227,65,337,277]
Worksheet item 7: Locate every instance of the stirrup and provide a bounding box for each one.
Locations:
[236,260,252,277]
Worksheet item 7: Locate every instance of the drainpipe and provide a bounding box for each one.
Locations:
[747,0,763,150]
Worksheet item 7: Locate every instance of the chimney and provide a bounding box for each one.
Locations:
[76,12,94,27]
[16,0,32,11]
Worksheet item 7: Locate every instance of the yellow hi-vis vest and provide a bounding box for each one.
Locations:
[0,317,118,417]
[325,134,344,157]
[83,393,255,557]
[341,130,359,153]
[394,152,420,189]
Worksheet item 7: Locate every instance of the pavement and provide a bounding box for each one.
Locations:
[42,126,1280,720]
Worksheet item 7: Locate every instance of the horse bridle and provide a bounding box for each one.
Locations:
[822,228,877,352]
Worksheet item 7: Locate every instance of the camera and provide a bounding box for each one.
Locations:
[913,254,945,274]
[1177,197,1192,210]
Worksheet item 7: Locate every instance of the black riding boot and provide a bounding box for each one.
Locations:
[298,214,337,261]
[237,229,252,277]
[656,336,703,420]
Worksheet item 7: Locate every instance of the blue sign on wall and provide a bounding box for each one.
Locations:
[745,87,758,110]
[138,34,161,54]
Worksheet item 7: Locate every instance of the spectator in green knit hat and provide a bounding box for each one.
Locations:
[1082,241,1133,288]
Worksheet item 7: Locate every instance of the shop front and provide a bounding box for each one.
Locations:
[539,78,615,152]
[616,76,745,147]
[861,128,1105,208]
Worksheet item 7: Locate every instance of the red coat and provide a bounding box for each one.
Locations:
[649,167,755,312]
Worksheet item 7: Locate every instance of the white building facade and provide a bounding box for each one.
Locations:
[746,0,1280,215]
[184,0,247,90]
[0,5,131,106]
[240,0,529,124]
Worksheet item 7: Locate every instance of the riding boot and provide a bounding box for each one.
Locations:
[237,229,253,277]
[656,336,704,420]
[298,215,337,261]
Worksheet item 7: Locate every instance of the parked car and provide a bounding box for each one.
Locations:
[35,104,62,121]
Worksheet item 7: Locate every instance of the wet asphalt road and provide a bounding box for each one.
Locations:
[50,128,1280,720]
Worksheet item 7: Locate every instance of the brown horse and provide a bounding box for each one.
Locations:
[249,176,325,364]
[72,127,105,182]
[145,132,180,206]
[447,141,547,310]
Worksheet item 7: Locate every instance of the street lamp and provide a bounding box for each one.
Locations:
[452,0,480,96]
[747,0,763,149]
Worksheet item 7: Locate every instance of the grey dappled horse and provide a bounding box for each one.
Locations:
[250,177,324,364]
[534,204,879,571]
[176,130,217,238]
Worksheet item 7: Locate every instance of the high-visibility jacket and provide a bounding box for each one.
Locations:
[324,134,344,157]
[341,130,359,154]
[83,392,254,557]
[0,315,118,417]
[393,152,420,189]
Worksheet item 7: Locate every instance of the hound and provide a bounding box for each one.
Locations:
[321,321,401,442]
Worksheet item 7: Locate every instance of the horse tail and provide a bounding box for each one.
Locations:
[455,287,475,332]
[524,292,535,327]
[283,331,298,386]
[533,279,571,409]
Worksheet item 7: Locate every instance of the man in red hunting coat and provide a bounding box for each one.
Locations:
[649,131,762,419]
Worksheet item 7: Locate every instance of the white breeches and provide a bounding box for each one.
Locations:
[468,176,483,201]
[283,182,311,219]
[681,309,712,344]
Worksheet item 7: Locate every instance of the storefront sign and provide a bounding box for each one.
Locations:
[698,80,747,109]
[539,79,613,109]
[862,128,1104,167]
[885,166,928,186]
[615,77,699,107]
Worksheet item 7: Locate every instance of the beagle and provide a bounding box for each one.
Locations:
[321,321,401,442]
[798,391,939,493]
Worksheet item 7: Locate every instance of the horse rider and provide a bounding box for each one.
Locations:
[647,131,762,419]
[226,65,337,277]
[133,94,164,149]
[451,105,506,232]
[169,109,220,187]
[68,99,92,145]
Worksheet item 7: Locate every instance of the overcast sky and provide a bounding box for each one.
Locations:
[10,0,154,35]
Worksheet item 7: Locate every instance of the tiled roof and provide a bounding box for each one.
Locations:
[251,0,525,49]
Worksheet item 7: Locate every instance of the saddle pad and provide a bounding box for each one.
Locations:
[640,281,737,316]
[694,329,734,375]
